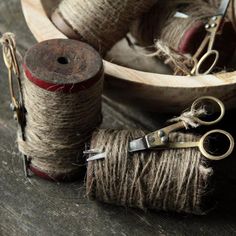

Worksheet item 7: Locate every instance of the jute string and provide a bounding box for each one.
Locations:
[18,76,103,176]
[130,0,216,51]
[86,129,213,215]
[57,0,157,54]
[207,0,236,31]
[130,0,218,75]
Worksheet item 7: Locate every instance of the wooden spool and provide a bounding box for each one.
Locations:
[21,0,236,113]
[24,39,103,92]
[23,39,103,181]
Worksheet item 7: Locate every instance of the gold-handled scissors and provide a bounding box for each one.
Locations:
[128,96,234,160]
[191,0,231,75]
[0,33,29,176]
[167,129,234,161]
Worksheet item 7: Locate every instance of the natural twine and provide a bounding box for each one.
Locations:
[86,129,213,215]
[130,0,216,52]
[18,75,103,176]
[57,0,157,54]
[144,40,195,75]
[129,0,218,75]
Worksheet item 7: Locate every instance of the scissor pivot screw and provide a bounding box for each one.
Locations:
[158,130,165,138]
[161,136,169,144]
[211,16,217,21]
[211,23,216,28]
[10,103,16,111]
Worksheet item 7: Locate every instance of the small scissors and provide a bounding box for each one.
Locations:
[191,0,231,75]
[129,96,234,160]
[1,33,29,176]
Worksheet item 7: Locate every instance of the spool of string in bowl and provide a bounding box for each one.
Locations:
[86,129,214,215]
[51,0,158,55]
[1,34,104,181]
[130,0,236,75]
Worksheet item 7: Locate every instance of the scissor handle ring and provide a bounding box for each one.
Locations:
[195,50,219,76]
[199,129,234,161]
[191,96,225,125]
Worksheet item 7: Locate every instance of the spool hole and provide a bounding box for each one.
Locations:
[57,56,69,65]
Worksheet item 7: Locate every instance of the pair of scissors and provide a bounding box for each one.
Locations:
[129,96,234,161]
[191,0,231,75]
[0,33,29,176]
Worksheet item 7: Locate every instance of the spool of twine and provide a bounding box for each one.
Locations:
[18,39,104,181]
[51,0,157,54]
[86,129,214,215]
[130,0,216,54]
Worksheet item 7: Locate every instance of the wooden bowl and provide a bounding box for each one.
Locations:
[21,0,236,113]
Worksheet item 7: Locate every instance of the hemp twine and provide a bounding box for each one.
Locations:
[15,38,104,180]
[130,0,216,53]
[144,40,195,75]
[129,0,218,75]
[86,129,214,215]
[56,0,157,54]
[18,73,103,178]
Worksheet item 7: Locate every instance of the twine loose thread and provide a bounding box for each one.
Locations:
[56,0,157,54]
[86,129,214,215]
[18,74,103,177]
[143,41,195,75]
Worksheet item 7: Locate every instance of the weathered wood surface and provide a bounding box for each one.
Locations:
[1,0,236,235]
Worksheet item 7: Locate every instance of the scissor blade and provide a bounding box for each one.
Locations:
[218,0,230,16]
[128,137,148,152]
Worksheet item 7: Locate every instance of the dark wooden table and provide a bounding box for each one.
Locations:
[1,1,236,235]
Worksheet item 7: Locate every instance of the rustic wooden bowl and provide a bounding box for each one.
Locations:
[21,0,236,113]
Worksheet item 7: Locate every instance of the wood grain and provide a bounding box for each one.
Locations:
[21,0,236,112]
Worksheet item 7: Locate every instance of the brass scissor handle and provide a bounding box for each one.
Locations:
[191,15,224,75]
[167,129,234,161]
[0,33,29,177]
[0,33,25,138]
[190,96,225,125]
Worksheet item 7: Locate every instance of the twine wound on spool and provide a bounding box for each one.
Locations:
[86,129,214,215]
[130,0,216,54]
[18,39,104,181]
[52,0,158,54]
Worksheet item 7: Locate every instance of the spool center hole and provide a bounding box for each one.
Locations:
[57,57,69,65]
